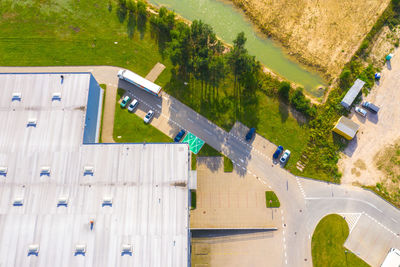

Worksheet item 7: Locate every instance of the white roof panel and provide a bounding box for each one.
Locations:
[0,73,189,267]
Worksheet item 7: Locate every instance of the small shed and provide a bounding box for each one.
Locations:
[341,79,365,110]
[333,116,360,140]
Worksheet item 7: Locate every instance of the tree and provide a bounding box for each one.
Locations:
[278,81,291,100]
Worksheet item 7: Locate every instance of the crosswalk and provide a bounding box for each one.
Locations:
[338,213,362,234]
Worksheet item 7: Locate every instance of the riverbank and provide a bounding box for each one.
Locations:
[229,0,391,82]
[148,0,326,98]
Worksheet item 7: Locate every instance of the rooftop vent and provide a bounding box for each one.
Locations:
[27,118,37,127]
[121,244,133,256]
[52,92,61,101]
[13,197,24,206]
[27,244,40,256]
[12,92,22,101]
[0,167,7,176]
[40,166,51,176]
[102,196,113,207]
[74,244,86,256]
[57,195,68,207]
[83,166,94,175]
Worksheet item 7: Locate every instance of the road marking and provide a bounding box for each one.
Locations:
[363,212,398,237]
[157,104,162,109]
[392,217,398,223]
[204,129,213,135]
[305,197,383,213]
[188,117,194,123]
[239,158,244,163]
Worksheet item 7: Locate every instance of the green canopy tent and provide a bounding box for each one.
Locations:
[181,132,205,154]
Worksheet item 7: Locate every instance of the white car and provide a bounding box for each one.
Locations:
[127,99,138,112]
[144,110,154,124]
[355,107,367,117]
[280,150,291,165]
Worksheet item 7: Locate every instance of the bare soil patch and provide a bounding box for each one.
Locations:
[229,0,390,80]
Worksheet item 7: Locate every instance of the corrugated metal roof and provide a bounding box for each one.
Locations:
[0,73,189,267]
[119,69,162,95]
[334,116,360,139]
[341,79,365,109]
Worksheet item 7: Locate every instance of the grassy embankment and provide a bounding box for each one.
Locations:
[0,0,309,172]
[312,214,369,267]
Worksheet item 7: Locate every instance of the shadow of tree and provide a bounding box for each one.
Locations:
[137,14,147,39]
[278,100,289,123]
[127,11,136,39]
[116,5,127,23]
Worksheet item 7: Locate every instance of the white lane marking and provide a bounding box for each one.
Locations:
[157,104,162,109]
[363,212,398,237]
[392,218,398,223]
[239,158,244,163]
[188,117,194,123]
[305,197,383,213]
[204,129,213,135]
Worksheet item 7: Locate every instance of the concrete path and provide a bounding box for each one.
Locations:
[145,62,165,82]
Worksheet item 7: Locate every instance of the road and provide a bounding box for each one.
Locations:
[1,66,399,266]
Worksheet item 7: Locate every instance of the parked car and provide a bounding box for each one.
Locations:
[273,145,284,160]
[174,129,186,142]
[361,101,380,113]
[355,107,367,117]
[143,110,154,124]
[127,99,138,112]
[245,128,256,141]
[280,150,291,165]
[120,96,130,108]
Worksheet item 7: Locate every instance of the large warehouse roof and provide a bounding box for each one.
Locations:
[0,73,189,267]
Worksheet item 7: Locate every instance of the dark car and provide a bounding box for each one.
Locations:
[361,101,380,113]
[174,129,186,142]
[273,145,284,159]
[245,128,256,141]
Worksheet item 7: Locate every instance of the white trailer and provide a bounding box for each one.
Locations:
[117,69,162,96]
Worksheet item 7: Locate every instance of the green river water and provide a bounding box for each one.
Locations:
[149,0,326,97]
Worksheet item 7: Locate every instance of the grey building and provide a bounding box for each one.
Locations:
[341,79,365,109]
[0,73,190,267]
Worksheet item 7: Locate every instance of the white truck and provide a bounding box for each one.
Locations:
[117,69,162,97]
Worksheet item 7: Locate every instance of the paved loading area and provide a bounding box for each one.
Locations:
[339,47,400,186]
[190,158,280,229]
[344,212,400,266]
[191,229,283,267]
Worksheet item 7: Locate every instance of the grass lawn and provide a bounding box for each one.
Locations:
[191,191,197,210]
[312,214,370,267]
[0,0,172,87]
[191,153,197,170]
[197,143,222,157]
[224,156,233,172]
[265,191,280,208]
[113,89,171,143]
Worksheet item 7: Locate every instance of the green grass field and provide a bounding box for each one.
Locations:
[265,191,280,208]
[312,214,370,267]
[224,156,233,172]
[0,0,310,174]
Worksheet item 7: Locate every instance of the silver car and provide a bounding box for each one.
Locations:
[144,110,154,124]
[280,150,291,165]
[355,107,367,117]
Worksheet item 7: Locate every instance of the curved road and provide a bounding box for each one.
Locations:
[1,66,399,266]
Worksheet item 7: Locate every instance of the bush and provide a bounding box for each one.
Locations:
[290,87,315,117]
[278,81,291,100]
[223,156,233,172]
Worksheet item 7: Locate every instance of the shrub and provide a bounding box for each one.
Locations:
[290,87,315,117]
[278,81,290,100]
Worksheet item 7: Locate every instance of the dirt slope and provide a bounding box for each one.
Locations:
[230,0,390,80]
